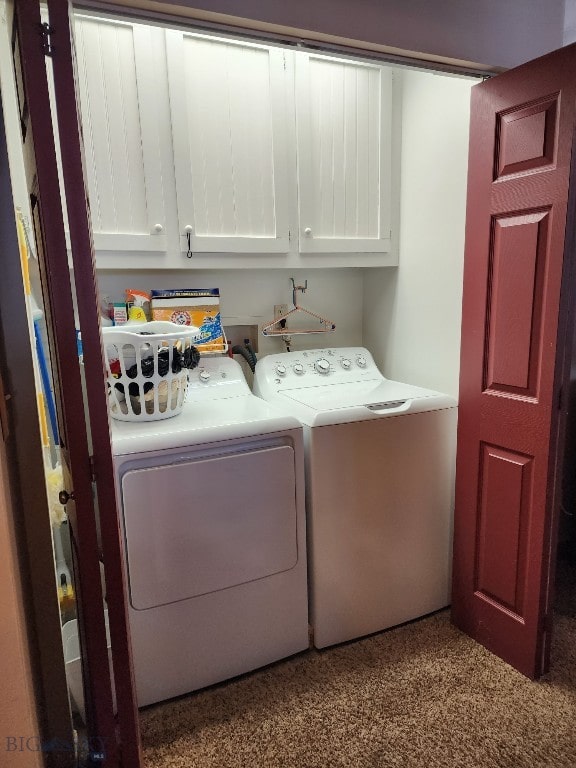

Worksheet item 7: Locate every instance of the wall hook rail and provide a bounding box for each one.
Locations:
[290,277,308,307]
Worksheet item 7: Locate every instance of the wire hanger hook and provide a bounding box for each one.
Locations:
[290,277,308,307]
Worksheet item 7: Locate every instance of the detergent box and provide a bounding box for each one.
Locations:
[150,288,225,353]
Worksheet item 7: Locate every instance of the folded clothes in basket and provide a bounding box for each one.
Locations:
[130,378,182,415]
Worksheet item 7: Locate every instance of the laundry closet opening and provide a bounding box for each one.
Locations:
[54,8,482,385]
[40,0,479,725]
[28,0,576,753]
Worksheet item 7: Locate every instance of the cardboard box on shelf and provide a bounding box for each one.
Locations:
[150,288,226,354]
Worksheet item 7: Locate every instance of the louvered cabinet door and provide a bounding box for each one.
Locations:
[166,31,290,255]
[296,53,393,257]
[73,15,166,253]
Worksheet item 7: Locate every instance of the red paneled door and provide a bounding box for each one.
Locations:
[453,44,576,678]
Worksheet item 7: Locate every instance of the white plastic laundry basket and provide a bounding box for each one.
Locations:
[102,321,201,421]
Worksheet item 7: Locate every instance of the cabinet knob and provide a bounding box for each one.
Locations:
[153,223,163,233]
[304,227,312,237]
[184,225,193,233]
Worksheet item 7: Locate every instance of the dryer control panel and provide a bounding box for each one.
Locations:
[188,356,251,400]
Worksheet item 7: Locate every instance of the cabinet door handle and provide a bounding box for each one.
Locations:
[153,223,163,233]
[304,227,312,236]
[184,226,193,258]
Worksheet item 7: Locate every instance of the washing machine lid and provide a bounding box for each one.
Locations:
[277,380,457,426]
[111,395,301,455]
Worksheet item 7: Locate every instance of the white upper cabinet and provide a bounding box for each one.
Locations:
[73,16,166,252]
[166,31,290,254]
[295,53,392,255]
[68,16,397,267]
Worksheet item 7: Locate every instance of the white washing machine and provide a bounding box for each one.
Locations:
[111,356,309,706]
[253,347,457,649]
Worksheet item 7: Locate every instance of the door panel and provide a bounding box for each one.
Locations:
[122,446,297,609]
[166,30,290,254]
[485,210,549,395]
[453,43,576,678]
[73,15,166,252]
[296,52,392,254]
[476,444,532,614]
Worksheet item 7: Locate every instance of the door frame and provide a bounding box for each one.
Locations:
[544,124,576,669]
[78,0,501,77]
[7,4,570,767]
[47,2,142,761]
[0,94,74,768]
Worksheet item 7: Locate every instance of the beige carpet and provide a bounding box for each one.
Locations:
[139,607,576,768]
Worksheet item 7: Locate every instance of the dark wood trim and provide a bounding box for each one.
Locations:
[73,0,497,78]
[47,1,142,764]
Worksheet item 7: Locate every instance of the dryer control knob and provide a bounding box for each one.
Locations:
[340,358,352,370]
[356,356,367,368]
[199,369,211,382]
[315,358,331,374]
[293,363,304,375]
[275,364,287,376]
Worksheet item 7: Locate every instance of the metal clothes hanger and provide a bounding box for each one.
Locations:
[261,278,336,336]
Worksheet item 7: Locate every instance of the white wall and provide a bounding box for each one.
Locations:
[114,0,567,70]
[363,69,475,399]
[564,0,576,44]
[97,267,364,357]
[98,67,475,393]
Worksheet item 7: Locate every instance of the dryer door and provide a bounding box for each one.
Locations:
[121,443,298,609]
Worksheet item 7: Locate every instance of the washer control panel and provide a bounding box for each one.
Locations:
[255,347,379,391]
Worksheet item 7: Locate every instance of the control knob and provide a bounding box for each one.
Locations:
[275,364,287,376]
[293,363,304,375]
[356,356,367,368]
[199,369,211,382]
[340,358,352,370]
[314,358,331,374]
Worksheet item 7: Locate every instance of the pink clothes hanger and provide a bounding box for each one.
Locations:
[261,278,336,337]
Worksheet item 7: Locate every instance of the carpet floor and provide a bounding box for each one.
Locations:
[140,574,576,767]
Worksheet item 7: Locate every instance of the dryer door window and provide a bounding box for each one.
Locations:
[121,444,298,610]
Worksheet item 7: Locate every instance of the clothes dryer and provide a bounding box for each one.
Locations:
[254,347,457,649]
[111,357,308,706]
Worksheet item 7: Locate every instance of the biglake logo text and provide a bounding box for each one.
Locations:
[6,736,106,761]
